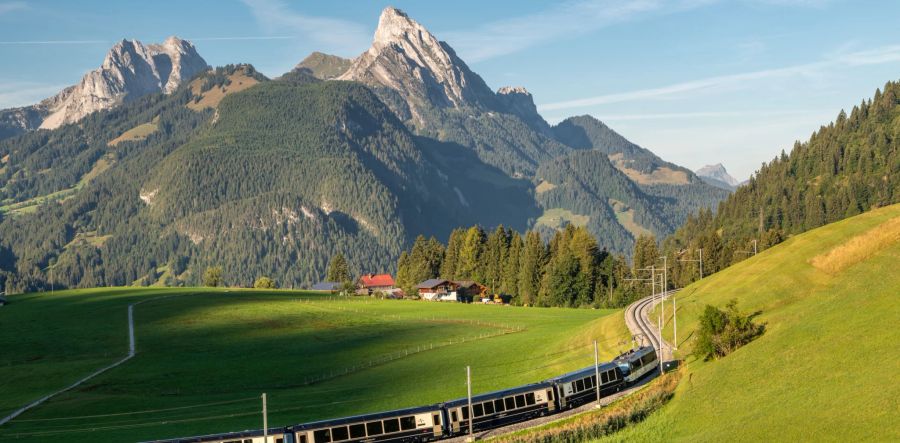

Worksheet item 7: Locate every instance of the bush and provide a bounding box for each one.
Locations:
[694,299,765,361]
[254,276,277,289]
[203,266,222,287]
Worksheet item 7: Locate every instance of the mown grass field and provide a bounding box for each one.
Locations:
[596,204,900,441]
[0,288,630,442]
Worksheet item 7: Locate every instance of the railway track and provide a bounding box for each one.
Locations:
[624,291,675,362]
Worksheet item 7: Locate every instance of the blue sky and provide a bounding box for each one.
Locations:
[2,0,899,180]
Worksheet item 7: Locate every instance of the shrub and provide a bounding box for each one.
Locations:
[203,266,222,287]
[694,299,765,361]
[253,276,277,289]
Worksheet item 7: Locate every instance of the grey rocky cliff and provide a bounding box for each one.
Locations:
[0,36,207,138]
[337,7,498,124]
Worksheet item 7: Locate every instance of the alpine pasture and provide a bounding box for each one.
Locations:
[600,203,900,441]
[0,289,630,442]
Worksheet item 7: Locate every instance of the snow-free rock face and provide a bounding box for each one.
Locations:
[696,163,740,191]
[0,36,208,137]
[496,86,550,134]
[337,7,498,123]
[39,36,207,130]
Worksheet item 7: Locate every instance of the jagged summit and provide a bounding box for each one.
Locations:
[696,163,739,186]
[0,36,208,134]
[39,36,207,129]
[338,6,498,122]
[496,86,550,134]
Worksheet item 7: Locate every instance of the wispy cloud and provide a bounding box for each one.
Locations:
[0,1,26,16]
[240,0,369,56]
[443,0,678,63]
[0,40,107,45]
[538,43,900,111]
[0,81,65,108]
[187,36,297,42]
[443,0,835,63]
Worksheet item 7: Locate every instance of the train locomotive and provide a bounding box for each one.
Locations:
[146,347,659,443]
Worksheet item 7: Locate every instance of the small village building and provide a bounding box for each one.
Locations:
[416,279,460,301]
[357,274,396,295]
[453,281,488,302]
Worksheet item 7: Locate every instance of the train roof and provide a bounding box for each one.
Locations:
[544,363,619,383]
[140,427,283,443]
[614,346,656,363]
[290,404,442,430]
[443,381,554,407]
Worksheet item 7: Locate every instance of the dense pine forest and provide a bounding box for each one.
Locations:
[393,225,670,308]
[662,80,900,285]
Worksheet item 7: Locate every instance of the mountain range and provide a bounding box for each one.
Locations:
[0,7,727,291]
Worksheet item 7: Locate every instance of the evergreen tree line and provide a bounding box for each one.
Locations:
[395,224,668,308]
[662,80,900,284]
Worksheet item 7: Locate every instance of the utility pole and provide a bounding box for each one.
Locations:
[673,293,678,351]
[753,239,758,255]
[678,248,703,281]
[466,366,474,441]
[594,340,601,408]
[262,393,268,441]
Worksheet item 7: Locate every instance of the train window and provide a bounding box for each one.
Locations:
[473,403,484,417]
[299,435,308,443]
[576,379,585,392]
[462,406,469,420]
[451,411,458,422]
[601,372,609,384]
[611,370,618,381]
[525,393,536,406]
[494,399,505,412]
[585,377,593,389]
[276,439,284,443]
[314,429,331,443]
[349,424,366,439]
[505,397,516,410]
[384,418,400,434]
[433,414,441,425]
[642,354,655,365]
[331,426,349,441]
[401,416,416,430]
[366,421,383,436]
[515,395,526,408]
[483,401,495,415]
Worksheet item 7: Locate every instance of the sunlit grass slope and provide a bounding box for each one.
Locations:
[603,203,900,442]
[0,288,631,442]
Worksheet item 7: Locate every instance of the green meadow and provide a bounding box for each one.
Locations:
[596,204,900,441]
[0,288,630,442]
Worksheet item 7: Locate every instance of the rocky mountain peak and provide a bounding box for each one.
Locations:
[695,163,739,190]
[32,36,207,130]
[338,7,497,123]
[496,86,550,134]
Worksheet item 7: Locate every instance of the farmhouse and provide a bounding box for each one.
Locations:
[416,279,460,301]
[454,281,488,301]
[357,273,396,295]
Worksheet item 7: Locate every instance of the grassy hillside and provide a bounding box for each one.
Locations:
[0,289,631,442]
[602,203,900,441]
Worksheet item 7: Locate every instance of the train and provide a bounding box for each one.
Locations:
[145,346,659,443]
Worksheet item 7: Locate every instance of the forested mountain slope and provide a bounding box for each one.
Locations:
[0,65,538,291]
[664,80,900,282]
